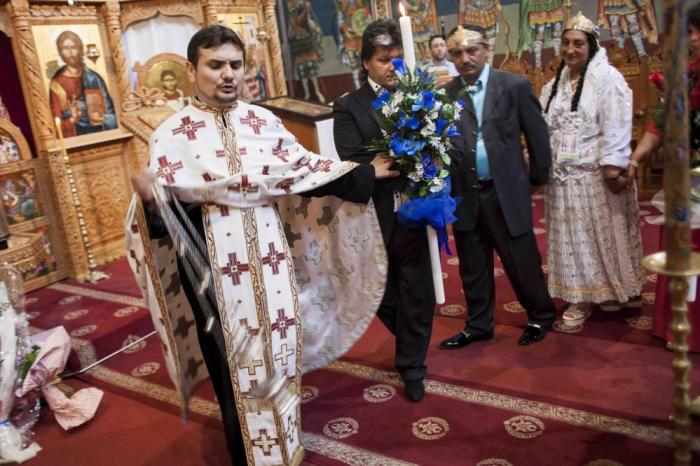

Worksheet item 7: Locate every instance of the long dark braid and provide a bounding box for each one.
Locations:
[545,32,600,113]
[544,60,566,114]
[571,34,599,112]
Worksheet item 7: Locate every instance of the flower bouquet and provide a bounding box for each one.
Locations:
[368,58,463,303]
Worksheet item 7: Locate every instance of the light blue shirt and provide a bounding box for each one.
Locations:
[463,64,491,180]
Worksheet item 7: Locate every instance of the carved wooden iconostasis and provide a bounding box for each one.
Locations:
[0,0,287,283]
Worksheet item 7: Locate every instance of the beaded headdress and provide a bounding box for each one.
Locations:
[566,11,599,38]
[447,26,487,50]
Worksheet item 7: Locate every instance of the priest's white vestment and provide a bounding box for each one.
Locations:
[125,99,386,465]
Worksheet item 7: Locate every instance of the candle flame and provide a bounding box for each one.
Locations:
[55,117,60,125]
[399,2,406,17]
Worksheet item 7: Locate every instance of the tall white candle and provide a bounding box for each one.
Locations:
[398,3,416,70]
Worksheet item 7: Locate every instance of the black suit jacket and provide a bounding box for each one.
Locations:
[333,82,403,245]
[445,69,552,237]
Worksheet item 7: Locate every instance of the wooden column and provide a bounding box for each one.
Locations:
[263,0,287,97]
[102,0,132,105]
[8,0,55,149]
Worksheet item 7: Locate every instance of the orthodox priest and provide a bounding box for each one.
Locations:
[126,25,395,465]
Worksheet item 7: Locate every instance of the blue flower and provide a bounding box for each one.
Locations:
[404,114,420,130]
[372,91,391,110]
[390,136,406,156]
[392,57,406,76]
[405,139,426,156]
[412,91,435,112]
[424,163,438,179]
[446,125,459,138]
[435,118,448,135]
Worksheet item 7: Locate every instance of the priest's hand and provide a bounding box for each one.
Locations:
[370,155,400,180]
[131,169,158,212]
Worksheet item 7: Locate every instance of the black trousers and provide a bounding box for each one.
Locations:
[377,221,435,381]
[179,260,248,466]
[453,187,555,335]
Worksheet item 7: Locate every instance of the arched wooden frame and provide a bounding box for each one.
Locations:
[120,0,204,31]
[0,117,32,162]
[132,52,194,95]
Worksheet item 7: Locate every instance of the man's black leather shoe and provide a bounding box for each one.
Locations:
[517,323,549,346]
[439,329,494,349]
[404,379,425,402]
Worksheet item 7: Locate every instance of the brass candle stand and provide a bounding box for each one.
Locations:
[54,118,109,283]
[643,253,700,466]
[644,1,695,464]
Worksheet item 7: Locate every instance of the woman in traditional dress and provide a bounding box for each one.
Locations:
[540,12,644,327]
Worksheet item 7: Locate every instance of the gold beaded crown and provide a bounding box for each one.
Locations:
[566,11,599,37]
[447,26,486,50]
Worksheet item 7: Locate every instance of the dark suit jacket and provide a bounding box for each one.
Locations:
[333,82,403,245]
[445,69,552,237]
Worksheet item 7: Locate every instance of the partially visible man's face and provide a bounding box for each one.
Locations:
[430,37,447,62]
[449,41,488,83]
[690,24,700,58]
[187,42,245,107]
[364,46,402,91]
[58,38,82,67]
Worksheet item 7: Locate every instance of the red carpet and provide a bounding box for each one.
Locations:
[21,196,699,465]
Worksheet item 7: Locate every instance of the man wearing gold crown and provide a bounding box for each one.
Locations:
[540,12,643,326]
[458,0,501,64]
[126,25,397,465]
[439,26,557,350]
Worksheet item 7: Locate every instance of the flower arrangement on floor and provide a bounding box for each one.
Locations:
[368,58,463,250]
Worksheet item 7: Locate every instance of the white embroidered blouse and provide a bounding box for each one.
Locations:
[539,47,633,181]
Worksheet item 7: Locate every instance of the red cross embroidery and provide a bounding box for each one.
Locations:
[202,173,215,182]
[262,165,270,175]
[261,242,285,275]
[240,110,267,134]
[172,116,206,140]
[216,150,226,158]
[272,139,289,162]
[229,175,259,197]
[220,205,230,216]
[239,147,248,156]
[312,159,333,173]
[275,178,294,193]
[271,308,295,339]
[220,252,250,285]
[155,155,184,184]
[293,156,313,171]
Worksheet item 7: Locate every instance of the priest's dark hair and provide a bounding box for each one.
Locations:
[544,31,599,114]
[359,19,402,81]
[187,25,246,67]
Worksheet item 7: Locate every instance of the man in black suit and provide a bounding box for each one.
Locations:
[333,19,435,402]
[439,27,556,349]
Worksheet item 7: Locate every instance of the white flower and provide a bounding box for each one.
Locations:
[382,105,393,117]
[420,119,436,138]
[429,178,445,192]
[408,171,422,182]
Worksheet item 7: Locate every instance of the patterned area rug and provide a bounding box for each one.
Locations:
[24,195,700,465]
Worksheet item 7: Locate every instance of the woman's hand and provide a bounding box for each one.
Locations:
[602,165,627,194]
